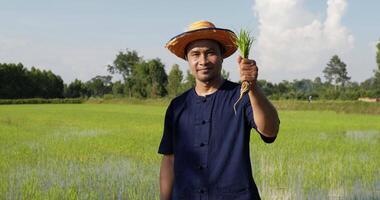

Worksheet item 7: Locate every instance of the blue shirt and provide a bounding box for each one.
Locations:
[158,80,275,200]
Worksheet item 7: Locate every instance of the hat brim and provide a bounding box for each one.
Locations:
[165,28,237,60]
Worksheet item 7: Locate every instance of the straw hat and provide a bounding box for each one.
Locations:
[165,20,237,60]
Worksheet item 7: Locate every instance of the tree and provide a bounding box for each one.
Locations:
[293,79,313,93]
[167,64,183,97]
[23,67,64,98]
[107,50,141,97]
[147,58,168,97]
[127,58,168,98]
[323,55,350,88]
[86,75,113,97]
[0,63,29,98]
[64,79,88,98]
[276,80,291,94]
[221,69,230,80]
[107,50,140,80]
[313,77,322,85]
[372,40,380,96]
[93,75,113,87]
[377,39,380,71]
[292,79,315,99]
[112,81,125,97]
[183,70,196,90]
[257,80,274,97]
[0,63,64,99]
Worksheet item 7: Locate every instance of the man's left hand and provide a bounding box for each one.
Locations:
[237,55,258,90]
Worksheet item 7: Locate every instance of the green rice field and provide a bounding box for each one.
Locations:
[0,103,379,199]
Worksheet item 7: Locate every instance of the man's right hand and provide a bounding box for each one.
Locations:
[160,154,174,200]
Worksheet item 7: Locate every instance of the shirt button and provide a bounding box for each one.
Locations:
[200,142,205,147]
[197,165,204,170]
[199,189,206,193]
[202,98,206,102]
[201,120,206,124]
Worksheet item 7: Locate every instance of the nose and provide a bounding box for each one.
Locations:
[198,53,209,66]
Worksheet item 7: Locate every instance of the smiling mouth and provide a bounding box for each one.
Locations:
[197,68,211,72]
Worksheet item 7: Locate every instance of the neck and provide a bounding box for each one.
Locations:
[195,76,224,96]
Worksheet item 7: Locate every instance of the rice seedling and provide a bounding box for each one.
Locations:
[0,103,379,199]
[233,28,255,113]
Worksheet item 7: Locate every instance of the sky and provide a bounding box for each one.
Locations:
[0,0,379,84]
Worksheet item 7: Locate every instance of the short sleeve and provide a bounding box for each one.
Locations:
[244,96,276,143]
[158,102,174,155]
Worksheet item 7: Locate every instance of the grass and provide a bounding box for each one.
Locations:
[87,97,380,115]
[272,100,380,115]
[251,110,380,199]
[0,103,379,199]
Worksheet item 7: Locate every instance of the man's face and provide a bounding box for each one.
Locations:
[186,40,223,83]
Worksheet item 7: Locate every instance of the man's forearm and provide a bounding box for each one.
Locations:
[248,84,280,137]
[160,155,174,200]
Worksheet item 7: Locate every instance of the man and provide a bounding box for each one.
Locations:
[158,21,280,200]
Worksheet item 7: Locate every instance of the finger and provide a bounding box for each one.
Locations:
[240,65,253,70]
[237,55,242,64]
[241,59,256,65]
[241,58,251,64]
[240,72,256,78]
[241,65,258,71]
[240,70,258,76]
[241,72,258,78]
[240,76,256,82]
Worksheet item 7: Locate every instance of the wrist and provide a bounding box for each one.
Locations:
[248,81,257,92]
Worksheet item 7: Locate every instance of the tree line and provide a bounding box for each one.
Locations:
[1,41,380,100]
[0,63,64,99]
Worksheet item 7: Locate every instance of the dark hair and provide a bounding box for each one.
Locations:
[184,40,225,60]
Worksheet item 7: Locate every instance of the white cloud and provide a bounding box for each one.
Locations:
[253,0,354,82]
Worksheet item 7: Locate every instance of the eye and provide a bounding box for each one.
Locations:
[207,50,216,56]
[190,52,200,57]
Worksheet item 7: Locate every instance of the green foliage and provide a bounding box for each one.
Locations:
[64,79,88,98]
[0,63,28,98]
[167,64,183,97]
[255,76,377,101]
[0,63,64,99]
[107,50,140,80]
[112,81,125,97]
[128,59,168,98]
[28,67,64,98]
[376,39,380,71]
[370,39,380,97]
[184,70,196,89]
[323,55,351,87]
[107,50,168,98]
[146,59,168,97]
[0,98,83,104]
[85,75,113,97]
[257,80,274,96]
[102,94,114,100]
[273,100,380,115]
[0,104,379,198]
[221,69,230,80]
[3,46,379,101]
